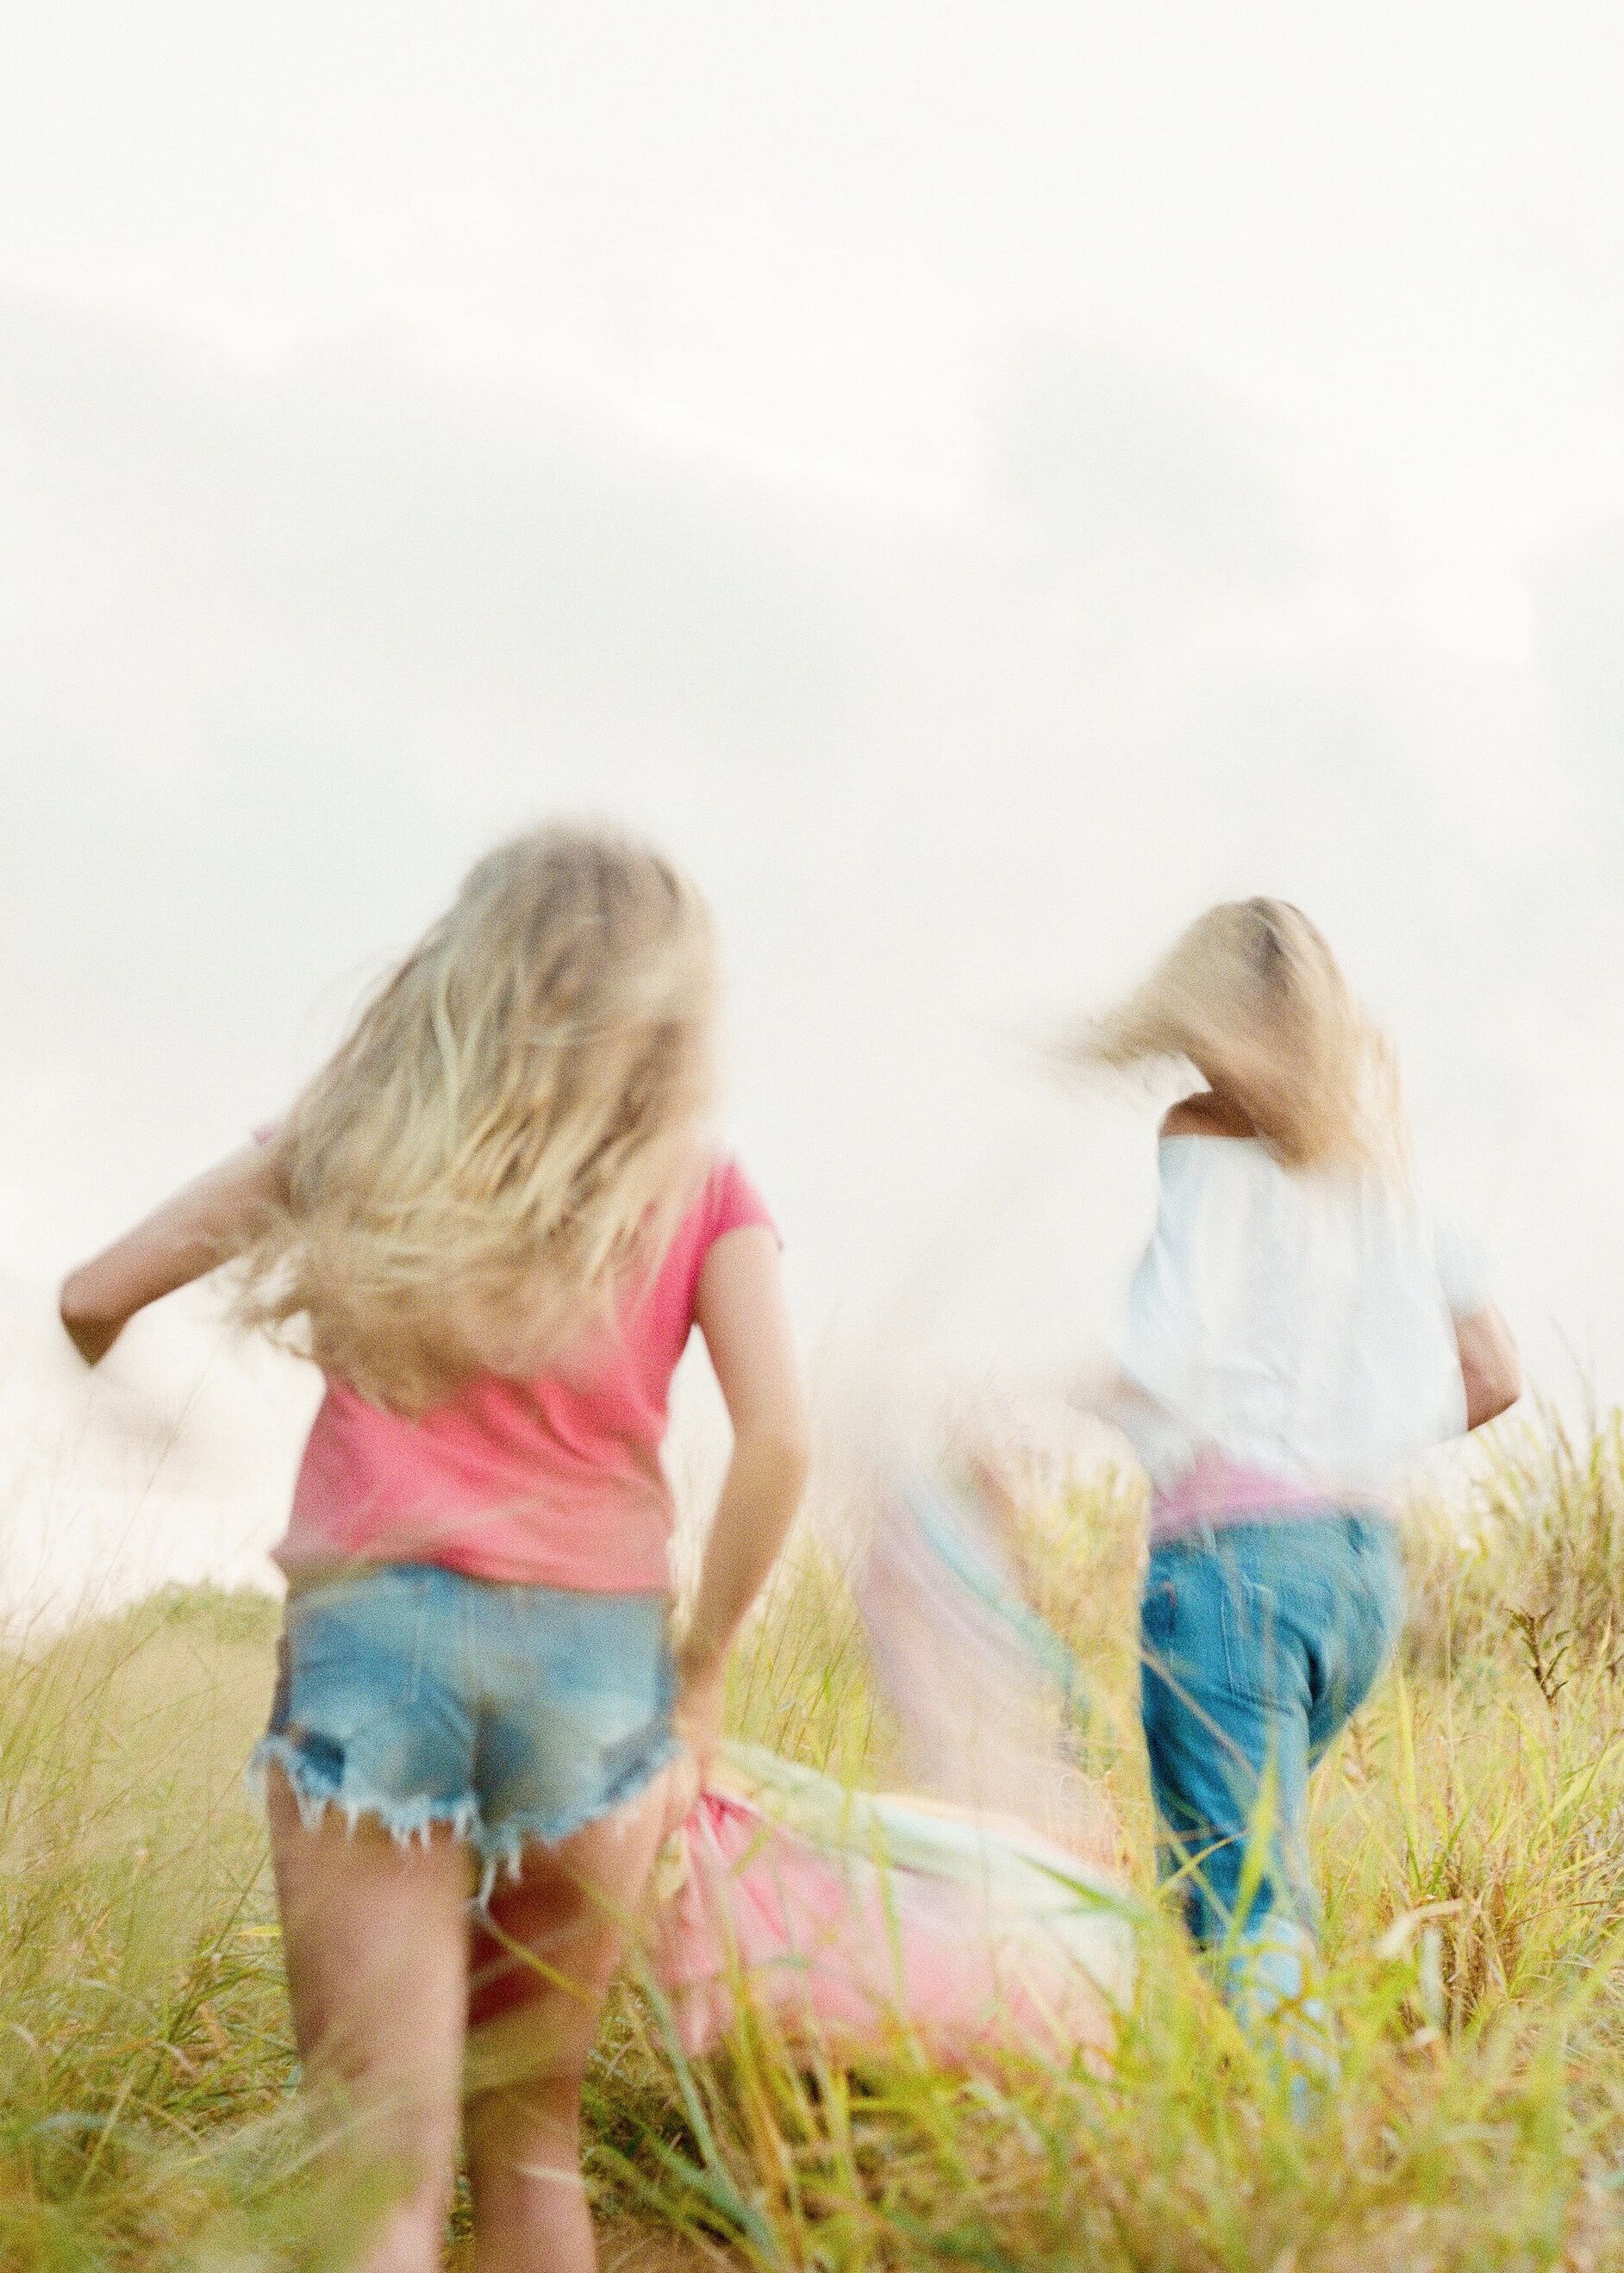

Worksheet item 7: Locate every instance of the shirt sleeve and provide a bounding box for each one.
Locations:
[1433,1210,1490,1318]
[1115,1149,1201,1410]
[1107,1150,1208,1481]
[703,1158,780,1252]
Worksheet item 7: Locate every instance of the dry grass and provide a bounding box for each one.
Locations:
[3,1408,1623,2269]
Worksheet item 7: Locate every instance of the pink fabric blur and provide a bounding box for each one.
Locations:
[272,1155,775,1591]
[471,1773,1129,2063]
[645,1788,1124,2064]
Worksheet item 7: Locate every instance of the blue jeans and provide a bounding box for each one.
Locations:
[251,1564,679,1896]
[1140,1515,1403,1983]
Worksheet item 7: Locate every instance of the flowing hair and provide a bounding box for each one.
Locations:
[1063,897,1406,1174]
[237,824,718,1414]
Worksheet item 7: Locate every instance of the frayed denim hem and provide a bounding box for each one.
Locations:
[246,1729,684,1905]
[246,1736,484,1851]
[472,1730,684,1907]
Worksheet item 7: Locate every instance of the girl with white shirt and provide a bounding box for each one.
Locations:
[1075,898,1520,2072]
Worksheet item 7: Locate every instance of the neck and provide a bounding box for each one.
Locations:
[1181,1088,1260,1139]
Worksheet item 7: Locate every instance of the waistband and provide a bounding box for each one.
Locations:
[281,1557,672,1608]
[1148,1507,1395,1559]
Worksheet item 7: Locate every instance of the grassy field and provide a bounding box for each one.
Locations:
[3,1411,1622,2270]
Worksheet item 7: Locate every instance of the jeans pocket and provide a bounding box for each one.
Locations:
[285,1569,430,1733]
[1218,1573,1288,1706]
[405,1569,438,1705]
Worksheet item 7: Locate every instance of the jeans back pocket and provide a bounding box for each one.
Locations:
[1217,1570,1293,1708]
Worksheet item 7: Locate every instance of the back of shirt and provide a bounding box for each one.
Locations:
[1117,1135,1485,1521]
[275,1153,776,1591]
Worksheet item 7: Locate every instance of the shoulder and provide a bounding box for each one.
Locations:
[642,1147,779,1325]
[687,1146,779,1250]
[1159,1091,1257,1141]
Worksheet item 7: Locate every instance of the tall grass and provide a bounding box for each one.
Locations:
[3,1413,1623,2269]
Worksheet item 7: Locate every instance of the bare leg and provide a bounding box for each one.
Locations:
[267,1770,472,2273]
[464,1769,676,2273]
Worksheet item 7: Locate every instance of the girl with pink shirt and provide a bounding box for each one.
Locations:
[59,825,809,2273]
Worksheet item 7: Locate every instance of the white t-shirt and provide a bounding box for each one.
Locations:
[1116,1135,1486,1510]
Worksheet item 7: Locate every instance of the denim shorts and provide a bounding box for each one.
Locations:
[249,1564,679,1893]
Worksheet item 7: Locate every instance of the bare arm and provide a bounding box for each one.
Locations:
[1454,1302,1522,1432]
[58,1140,285,1364]
[673,1225,809,1768]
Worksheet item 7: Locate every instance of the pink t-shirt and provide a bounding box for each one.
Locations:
[272,1155,776,1594]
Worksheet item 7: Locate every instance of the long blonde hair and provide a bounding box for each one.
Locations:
[1067,897,1406,1173]
[239,824,718,1413]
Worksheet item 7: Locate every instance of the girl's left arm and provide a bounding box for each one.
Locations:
[672,1225,809,1775]
[59,1140,286,1364]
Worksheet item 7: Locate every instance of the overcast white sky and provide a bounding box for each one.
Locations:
[3,2,1623,1614]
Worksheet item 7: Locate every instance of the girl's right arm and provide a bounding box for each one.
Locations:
[59,1140,286,1364]
[1434,1215,1521,1433]
[674,1224,810,1776]
[1453,1302,1522,1431]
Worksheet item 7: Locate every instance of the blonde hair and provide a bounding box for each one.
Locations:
[239,824,718,1414]
[1067,897,1406,1173]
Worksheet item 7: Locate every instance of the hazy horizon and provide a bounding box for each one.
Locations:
[5,2,1623,1615]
